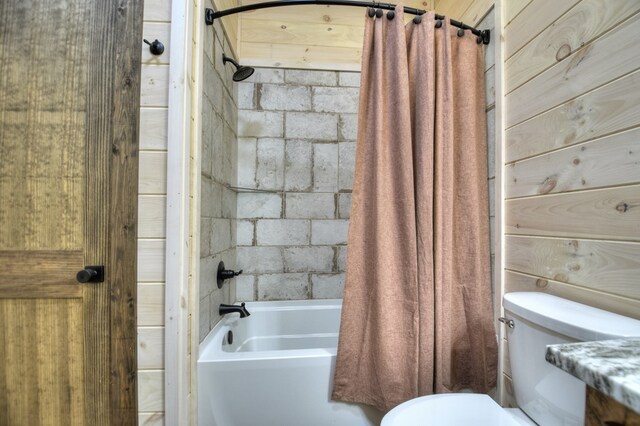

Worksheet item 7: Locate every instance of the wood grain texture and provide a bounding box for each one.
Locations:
[0,300,85,426]
[1,0,141,422]
[238,0,434,70]
[109,0,143,421]
[138,240,166,282]
[144,0,172,22]
[0,251,83,298]
[504,270,640,320]
[506,0,640,93]
[504,0,531,25]
[140,108,169,150]
[138,327,165,369]
[84,0,115,422]
[242,41,362,71]
[457,0,494,27]
[506,11,640,128]
[138,370,165,412]
[213,0,240,56]
[241,19,364,49]
[139,151,169,194]
[505,185,640,241]
[506,127,640,198]
[505,235,640,299]
[138,196,168,238]
[137,283,166,326]
[586,386,640,425]
[505,0,581,59]
[505,69,640,163]
[139,412,166,426]
[141,65,170,107]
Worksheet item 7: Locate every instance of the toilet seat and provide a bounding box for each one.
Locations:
[381,394,536,426]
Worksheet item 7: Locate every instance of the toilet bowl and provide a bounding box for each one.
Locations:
[381,292,640,426]
[382,394,535,426]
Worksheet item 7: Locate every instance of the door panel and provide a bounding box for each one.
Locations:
[0,0,142,424]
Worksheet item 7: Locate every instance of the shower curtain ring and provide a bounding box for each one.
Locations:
[435,19,442,28]
[457,27,465,37]
[413,15,422,24]
[387,10,395,20]
[367,7,375,17]
[375,8,383,18]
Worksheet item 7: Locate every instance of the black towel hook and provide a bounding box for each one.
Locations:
[144,39,165,55]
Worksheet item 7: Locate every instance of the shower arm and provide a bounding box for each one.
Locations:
[205,0,490,45]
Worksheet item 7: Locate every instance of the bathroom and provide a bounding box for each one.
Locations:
[1,0,639,425]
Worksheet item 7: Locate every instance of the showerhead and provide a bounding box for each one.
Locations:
[222,53,255,82]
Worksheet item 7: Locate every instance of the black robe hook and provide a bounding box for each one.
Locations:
[144,39,165,55]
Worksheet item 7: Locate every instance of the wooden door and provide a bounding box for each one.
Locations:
[0,0,142,424]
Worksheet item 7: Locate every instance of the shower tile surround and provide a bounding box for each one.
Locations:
[235,66,496,302]
[199,14,239,342]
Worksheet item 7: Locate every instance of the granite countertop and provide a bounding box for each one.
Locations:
[545,337,640,413]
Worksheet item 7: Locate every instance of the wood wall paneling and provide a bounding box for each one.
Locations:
[138,0,170,421]
[141,65,170,106]
[139,152,169,194]
[213,0,240,56]
[506,127,640,198]
[237,0,434,70]
[143,0,172,22]
[503,7,640,399]
[504,0,581,60]
[139,108,169,150]
[505,1,640,93]
[138,196,168,238]
[506,11,640,128]
[505,185,640,241]
[138,240,166,282]
[504,0,531,26]
[138,370,165,412]
[138,327,165,369]
[436,0,494,26]
[505,235,640,299]
[505,69,640,163]
[137,283,166,326]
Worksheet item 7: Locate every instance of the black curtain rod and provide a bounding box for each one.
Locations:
[205,1,490,44]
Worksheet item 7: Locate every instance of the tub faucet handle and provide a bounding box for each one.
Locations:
[217,261,243,288]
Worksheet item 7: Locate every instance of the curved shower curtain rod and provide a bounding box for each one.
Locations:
[205,1,491,44]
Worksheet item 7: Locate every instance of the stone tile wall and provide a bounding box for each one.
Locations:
[235,68,359,301]
[199,13,239,342]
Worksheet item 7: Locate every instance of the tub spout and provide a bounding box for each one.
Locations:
[219,302,250,318]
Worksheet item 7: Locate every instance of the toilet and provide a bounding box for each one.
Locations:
[382,292,640,426]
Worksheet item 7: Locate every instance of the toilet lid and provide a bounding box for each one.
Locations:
[382,394,524,426]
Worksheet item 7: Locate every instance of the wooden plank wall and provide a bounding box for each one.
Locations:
[501,0,640,407]
[212,0,240,57]
[236,0,434,70]
[503,0,640,317]
[138,0,171,424]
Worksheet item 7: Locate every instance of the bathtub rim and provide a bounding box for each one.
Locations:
[198,298,342,362]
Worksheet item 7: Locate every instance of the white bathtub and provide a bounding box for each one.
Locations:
[198,299,383,426]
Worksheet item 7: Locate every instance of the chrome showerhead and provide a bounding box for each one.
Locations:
[222,53,255,82]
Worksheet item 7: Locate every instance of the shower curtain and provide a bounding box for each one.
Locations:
[332,6,498,412]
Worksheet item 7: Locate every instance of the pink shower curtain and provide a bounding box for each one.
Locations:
[332,6,498,412]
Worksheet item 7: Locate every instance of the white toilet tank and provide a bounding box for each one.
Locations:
[503,292,640,426]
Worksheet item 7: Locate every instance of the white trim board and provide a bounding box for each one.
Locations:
[164,0,194,424]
